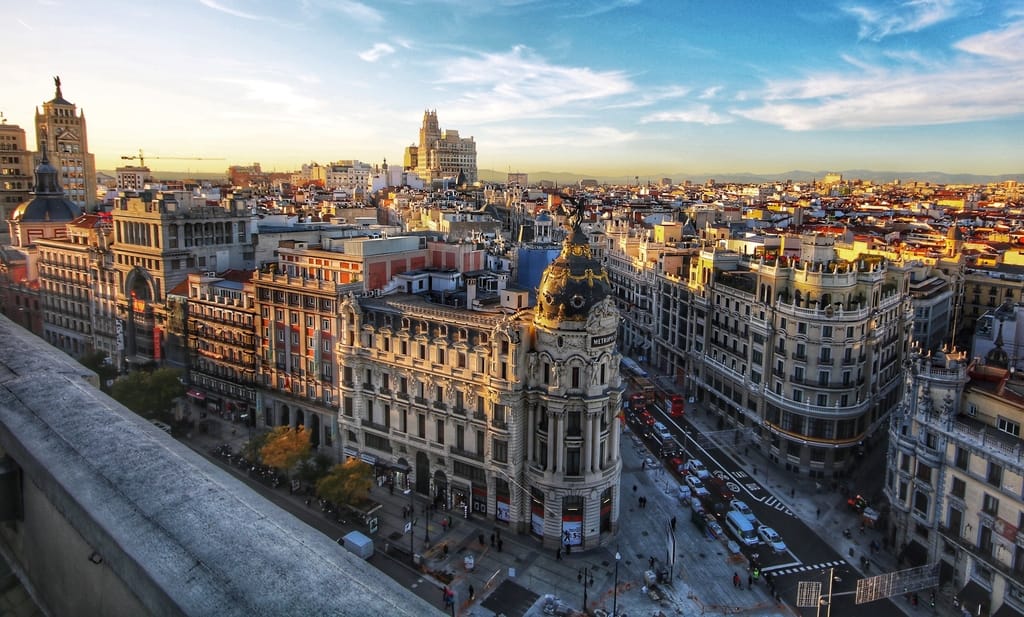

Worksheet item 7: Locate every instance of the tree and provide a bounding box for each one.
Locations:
[110,368,185,419]
[77,351,118,392]
[295,453,333,486]
[260,425,312,477]
[316,459,374,508]
[241,431,270,464]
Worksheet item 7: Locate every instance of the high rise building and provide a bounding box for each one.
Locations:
[34,77,97,211]
[0,120,33,227]
[404,110,477,186]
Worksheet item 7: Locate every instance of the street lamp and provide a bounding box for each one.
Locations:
[423,503,431,545]
[404,475,416,558]
[577,566,594,615]
[612,551,622,617]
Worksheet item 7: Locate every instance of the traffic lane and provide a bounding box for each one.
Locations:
[181,440,444,609]
[651,408,848,570]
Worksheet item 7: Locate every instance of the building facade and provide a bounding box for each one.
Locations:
[886,352,1024,617]
[404,110,477,186]
[34,77,96,210]
[0,121,33,227]
[336,209,622,549]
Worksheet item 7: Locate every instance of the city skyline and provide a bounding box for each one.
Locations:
[4,0,1023,177]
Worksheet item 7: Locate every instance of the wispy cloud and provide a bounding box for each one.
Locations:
[214,77,324,115]
[562,0,642,19]
[484,125,637,149]
[641,104,733,125]
[843,0,966,41]
[299,0,383,25]
[198,0,265,21]
[734,24,1024,131]
[605,86,690,109]
[359,43,396,62]
[698,86,722,100]
[435,46,634,123]
[16,18,33,30]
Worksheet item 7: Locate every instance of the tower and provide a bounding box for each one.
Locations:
[524,197,623,549]
[34,77,97,211]
[0,119,33,227]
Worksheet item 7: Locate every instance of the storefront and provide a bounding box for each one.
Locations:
[561,495,583,547]
[471,484,487,515]
[530,488,545,537]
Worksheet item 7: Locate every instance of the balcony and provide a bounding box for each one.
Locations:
[449,446,484,462]
[792,352,807,361]
[361,419,389,434]
[818,357,834,366]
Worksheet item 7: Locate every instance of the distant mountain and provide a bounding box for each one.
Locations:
[99,170,228,182]
[478,168,1023,186]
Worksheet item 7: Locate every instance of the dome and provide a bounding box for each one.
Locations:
[11,145,81,223]
[535,203,610,323]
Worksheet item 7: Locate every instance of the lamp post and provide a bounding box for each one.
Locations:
[578,566,594,615]
[404,475,416,558]
[612,551,621,617]
[423,503,431,545]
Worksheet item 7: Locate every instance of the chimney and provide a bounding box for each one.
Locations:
[466,276,477,310]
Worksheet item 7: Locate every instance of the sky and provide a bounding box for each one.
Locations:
[3,0,1024,177]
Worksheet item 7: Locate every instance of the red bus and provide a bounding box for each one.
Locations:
[629,393,647,412]
[663,393,685,417]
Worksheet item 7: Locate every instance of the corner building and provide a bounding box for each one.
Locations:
[337,213,622,549]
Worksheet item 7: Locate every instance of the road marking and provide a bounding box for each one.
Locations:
[762,560,848,577]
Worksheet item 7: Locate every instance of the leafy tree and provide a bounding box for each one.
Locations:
[260,425,312,477]
[77,351,118,392]
[110,368,185,418]
[316,459,374,507]
[295,453,333,486]
[241,431,270,464]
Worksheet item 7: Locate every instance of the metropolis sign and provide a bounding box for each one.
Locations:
[591,334,615,348]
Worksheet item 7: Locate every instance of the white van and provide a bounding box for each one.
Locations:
[338,531,374,559]
[724,511,759,546]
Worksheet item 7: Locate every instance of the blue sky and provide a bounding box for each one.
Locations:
[4,0,1023,177]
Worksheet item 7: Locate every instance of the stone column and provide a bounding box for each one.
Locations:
[527,404,535,463]
[546,412,556,472]
[582,413,593,475]
[554,414,564,474]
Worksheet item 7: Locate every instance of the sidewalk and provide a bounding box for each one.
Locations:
[182,416,790,617]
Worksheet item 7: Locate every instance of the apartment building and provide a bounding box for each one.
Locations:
[404,110,477,186]
[0,121,33,227]
[336,214,622,549]
[185,271,259,422]
[886,351,1024,617]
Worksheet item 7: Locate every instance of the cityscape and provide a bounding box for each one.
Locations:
[0,70,1022,617]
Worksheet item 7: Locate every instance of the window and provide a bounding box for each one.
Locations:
[571,367,580,389]
[822,325,832,338]
[982,493,1000,516]
[954,447,970,471]
[566,448,581,476]
[436,419,445,444]
[987,463,1003,488]
[417,414,426,439]
[493,439,508,463]
[997,416,1021,437]
[798,322,807,334]
[916,462,932,484]
[900,453,911,472]
[951,477,966,499]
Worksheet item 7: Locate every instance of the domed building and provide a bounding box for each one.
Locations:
[8,144,82,248]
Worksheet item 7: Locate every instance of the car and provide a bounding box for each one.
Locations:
[677,483,692,503]
[685,474,711,498]
[707,476,734,501]
[652,421,673,441]
[686,459,710,479]
[758,525,787,553]
[730,499,757,524]
[638,411,656,426]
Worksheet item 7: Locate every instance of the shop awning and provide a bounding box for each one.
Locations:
[186,388,205,400]
[389,460,411,472]
[342,447,358,459]
[957,580,991,617]
[359,453,378,466]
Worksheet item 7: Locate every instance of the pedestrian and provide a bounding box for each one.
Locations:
[565,543,571,556]
[790,488,795,498]
[649,555,655,568]
[442,586,449,606]
[816,507,821,519]
[747,573,753,589]
[733,572,741,588]
[671,516,677,531]
[441,517,448,533]
[443,543,449,557]
[478,533,485,547]
[389,482,393,495]
[556,547,562,560]
[469,585,475,601]
[639,496,643,508]
[497,539,503,552]
[490,533,495,547]
[633,484,637,494]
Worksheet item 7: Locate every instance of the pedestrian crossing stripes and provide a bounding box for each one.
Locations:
[761,560,847,577]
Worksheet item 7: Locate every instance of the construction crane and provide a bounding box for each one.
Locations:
[120,149,225,167]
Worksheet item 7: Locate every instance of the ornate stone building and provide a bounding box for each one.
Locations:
[404,110,477,186]
[0,121,33,227]
[34,77,96,210]
[336,207,622,549]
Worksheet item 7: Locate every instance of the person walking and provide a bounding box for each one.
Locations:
[468,585,475,601]
[671,516,677,531]
[497,539,503,552]
[747,573,753,589]
[556,547,562,560]
[733,572,741,588]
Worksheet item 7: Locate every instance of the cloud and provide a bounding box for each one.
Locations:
[434,46,634,123]
[843,0,965,41]
[214,77,324,115]
[698,86,722,99]
[198,0,266,21]
[641,104,733,125]
[955,20,1024,62]
[359,43,396,62]
[484,125,637,149]
[604,86,690,109]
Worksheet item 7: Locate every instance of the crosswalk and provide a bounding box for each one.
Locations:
[761,560,848,577]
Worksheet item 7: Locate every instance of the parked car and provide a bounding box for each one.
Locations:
[686,458,710,479]
[758,525,787,553]
[685,474,711,498]
[707,476,734,501]
[730,499,757,524]
[677,483,692,504]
